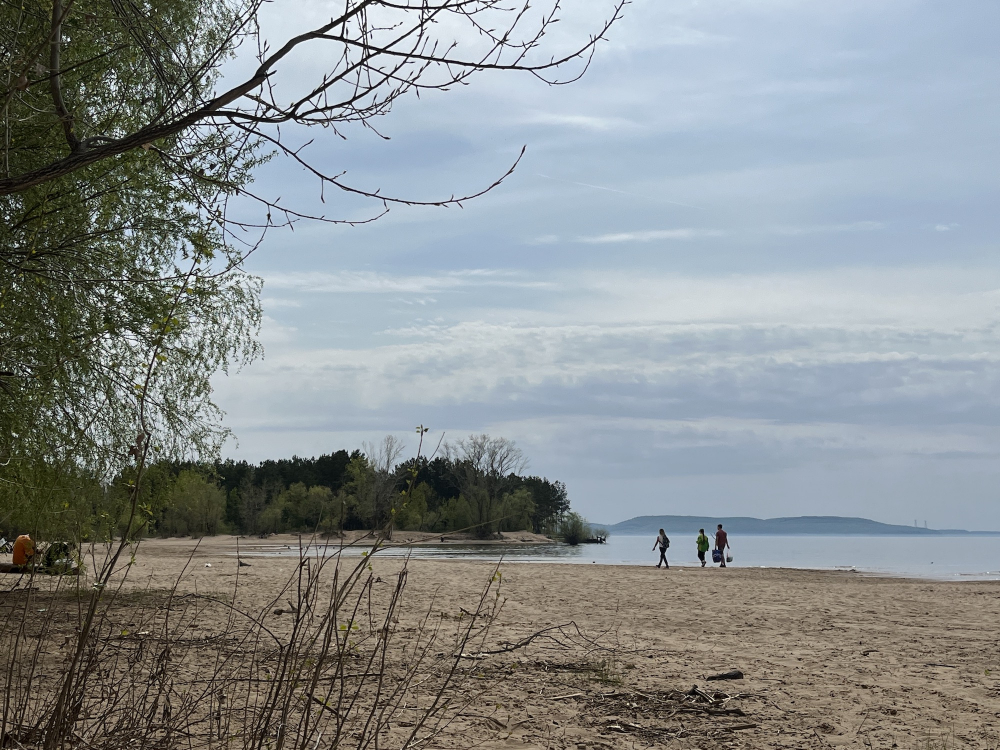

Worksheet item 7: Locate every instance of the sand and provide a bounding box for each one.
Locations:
[5,534,1000,749]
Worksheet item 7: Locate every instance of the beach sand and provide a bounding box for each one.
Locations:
[5,534,1000,749]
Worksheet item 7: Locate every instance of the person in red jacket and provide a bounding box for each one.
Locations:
[714,524,730,568]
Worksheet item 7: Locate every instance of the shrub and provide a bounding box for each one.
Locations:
[558,512,590,546]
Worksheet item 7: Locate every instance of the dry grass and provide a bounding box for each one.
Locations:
[1,539,514,750]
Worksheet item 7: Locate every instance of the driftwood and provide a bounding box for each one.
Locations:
[706,669,744,681]
[587,687,754,743]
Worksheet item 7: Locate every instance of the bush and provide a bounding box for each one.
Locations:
[557,512,590,546]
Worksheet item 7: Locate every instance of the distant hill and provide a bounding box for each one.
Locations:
[599,515,999,536]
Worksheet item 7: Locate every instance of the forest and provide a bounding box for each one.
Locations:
[0,435,571,541]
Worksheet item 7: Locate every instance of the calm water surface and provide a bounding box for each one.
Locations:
[283,534,1000,581]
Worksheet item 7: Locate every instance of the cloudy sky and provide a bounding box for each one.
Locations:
[214,0,1000,529]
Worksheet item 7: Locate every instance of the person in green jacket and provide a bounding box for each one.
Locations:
[696,529,710,567]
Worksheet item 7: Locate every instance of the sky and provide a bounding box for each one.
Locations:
[213,0,1000,529]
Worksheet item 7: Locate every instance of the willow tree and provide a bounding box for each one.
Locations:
[0,0,621,533]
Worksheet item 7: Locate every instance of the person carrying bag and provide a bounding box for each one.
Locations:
[652,529,670,569]
[714,524,731,568]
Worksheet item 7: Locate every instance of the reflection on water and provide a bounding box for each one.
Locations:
[266,534,1000,581]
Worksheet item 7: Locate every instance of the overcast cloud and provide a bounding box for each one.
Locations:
[214,0,1000,529]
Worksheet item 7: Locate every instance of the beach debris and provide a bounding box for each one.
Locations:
[459,712,507,730]
[605,720,643,732]
[861,648,878,656]
[238,559,251,567]
[588,688,754,744]
[706,669,744,681]
[204,563,212,568]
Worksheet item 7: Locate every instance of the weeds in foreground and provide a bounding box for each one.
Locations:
[1,537,509,750]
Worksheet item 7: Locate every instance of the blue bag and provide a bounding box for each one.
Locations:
[712,549,723,564]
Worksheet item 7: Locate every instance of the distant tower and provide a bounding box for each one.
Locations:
[924,520,928,529]
[915,519,918,527]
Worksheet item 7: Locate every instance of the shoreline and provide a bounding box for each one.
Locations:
[7,533,996,583]
[125,534,1000,583]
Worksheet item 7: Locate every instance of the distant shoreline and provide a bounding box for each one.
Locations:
[599,514,1000,537]
[603,531,1000,537]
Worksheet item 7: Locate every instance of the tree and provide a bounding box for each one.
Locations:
[1,0,622,507]
[0,1,624,197]
[516,476,570,532]
[447,434,527,537]
[237,474,268,536]
[357,435,405,530]
[1,0,264,483]
[157,469,227,536]
[497,487,535,532]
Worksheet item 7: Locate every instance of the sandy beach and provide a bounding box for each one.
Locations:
[4,535,1000,749]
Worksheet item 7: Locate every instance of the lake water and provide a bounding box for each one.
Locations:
[302,534,1000,581]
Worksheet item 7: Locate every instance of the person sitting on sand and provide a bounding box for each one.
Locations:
[696,528,710,567]
[714,524,730,568]
[652,529,670,569]
[12,534,36,570]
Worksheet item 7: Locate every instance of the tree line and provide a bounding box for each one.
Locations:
[0,435,571,542]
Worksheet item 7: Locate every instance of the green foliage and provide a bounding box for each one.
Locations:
[278,483,334,531]
[516,477,569,533]
[0,458,108,542]
[558,512,591,546]
[436,496,473,532]
[1,438,573,542]
[157,470,227,537]
[394,482,432,531]
[447,435,526,538]
[0,0,263,489]
[497,488,535,532]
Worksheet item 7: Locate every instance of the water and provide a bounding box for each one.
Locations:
[290,534,1000,581]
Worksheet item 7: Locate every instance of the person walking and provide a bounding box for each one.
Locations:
[714,524,730,568]
[652,528,670,569]
[696,528,710,567]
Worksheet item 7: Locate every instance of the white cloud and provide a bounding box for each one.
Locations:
[525,112,639,132]
[527,234,560,245]
[263,269,555,294]
[576,228,725,243]
[571,222,883,245]
[770,221,884,235]
[261,297,302,309]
